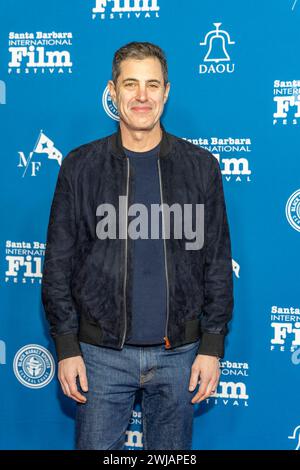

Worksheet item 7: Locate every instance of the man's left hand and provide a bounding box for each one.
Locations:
[189,354,221,404]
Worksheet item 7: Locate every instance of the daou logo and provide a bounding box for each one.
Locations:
[199,23,235,74]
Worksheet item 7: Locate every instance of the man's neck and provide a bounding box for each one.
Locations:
[120,121,162,152]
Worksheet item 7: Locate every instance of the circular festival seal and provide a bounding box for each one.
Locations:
[13,344,55,389]
[285,189,300,232]
[102,85,119,121]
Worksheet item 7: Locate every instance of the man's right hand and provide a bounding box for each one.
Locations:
[58,355,88,403]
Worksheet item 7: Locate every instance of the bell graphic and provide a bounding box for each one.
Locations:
[200,23,235,63]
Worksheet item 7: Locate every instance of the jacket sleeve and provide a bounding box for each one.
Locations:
[197,154,234,359]
[41,153,82,362]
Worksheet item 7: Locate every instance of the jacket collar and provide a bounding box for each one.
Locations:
[108,122,173,159]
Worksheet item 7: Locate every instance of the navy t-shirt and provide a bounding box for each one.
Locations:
[123,142,167,346]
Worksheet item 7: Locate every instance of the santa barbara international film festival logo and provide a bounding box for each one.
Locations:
[5,240,45,285]
[124,408,143,449]
[273,80,300,125]
[13,345,55,389]
[8,31,73,75]
[17,131,62,177]
[183,136,252,183]
[91,0,160,21]
[286,189,300,232]
[204,359,249,407]
[270,305,300,357]
[199,23,235,75]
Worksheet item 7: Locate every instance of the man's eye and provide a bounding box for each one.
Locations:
[149,83,159,88]
[125,82,135,87]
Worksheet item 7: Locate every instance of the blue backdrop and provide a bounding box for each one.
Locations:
[1,0,300,450]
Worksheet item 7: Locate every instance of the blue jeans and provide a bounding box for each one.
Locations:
[75,339,200,450]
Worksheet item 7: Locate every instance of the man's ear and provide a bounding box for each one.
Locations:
[164,82,171,103]
[107,79,116,102]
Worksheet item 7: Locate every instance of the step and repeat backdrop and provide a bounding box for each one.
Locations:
[0,0,299,450]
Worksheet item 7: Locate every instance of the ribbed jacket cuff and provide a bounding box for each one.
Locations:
[54,333,82,362]
[197,332,225,358]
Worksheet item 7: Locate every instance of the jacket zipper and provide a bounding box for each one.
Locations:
[120,156,130,348]
[157,157,171,349]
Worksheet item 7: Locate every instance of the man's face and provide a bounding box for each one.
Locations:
[108,57,170,131]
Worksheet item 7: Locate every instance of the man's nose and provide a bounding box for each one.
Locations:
[135,86,148,101]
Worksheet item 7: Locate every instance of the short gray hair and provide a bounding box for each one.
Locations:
[112,41,168,87]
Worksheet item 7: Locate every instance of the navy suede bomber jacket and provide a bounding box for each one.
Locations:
[41,124,234,362]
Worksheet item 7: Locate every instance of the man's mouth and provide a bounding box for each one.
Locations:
[131,106,152,112]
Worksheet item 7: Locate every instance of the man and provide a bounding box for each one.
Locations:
[41,41,234,450]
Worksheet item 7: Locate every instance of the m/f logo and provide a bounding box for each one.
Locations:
[92,0,160,20]
[0,340,6,365]
[17,131,62,177]
[273,80,300,125]
[199,23,235,74]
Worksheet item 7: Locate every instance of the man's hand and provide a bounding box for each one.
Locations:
[58,355,88,403]
[189,354,220,404]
